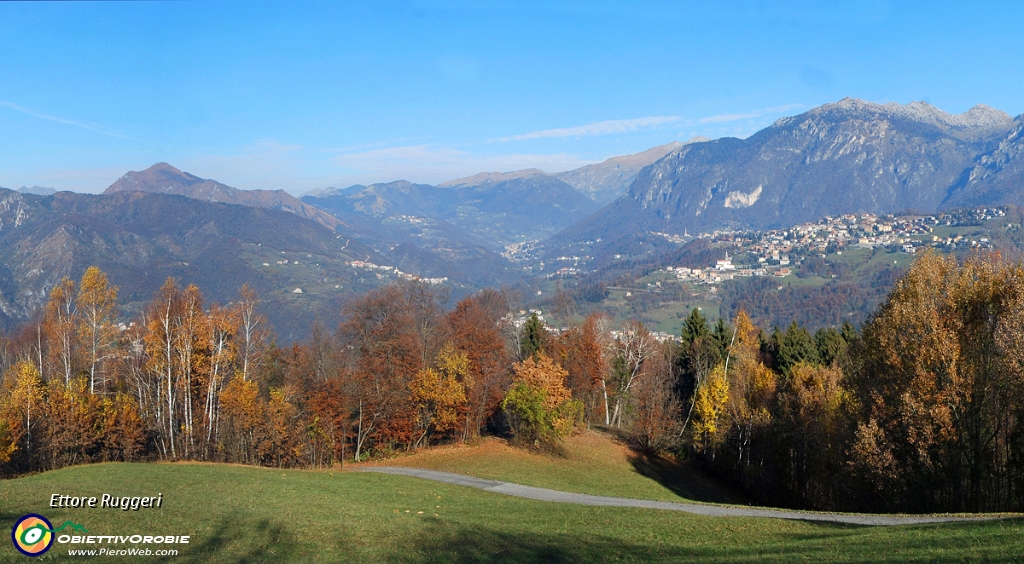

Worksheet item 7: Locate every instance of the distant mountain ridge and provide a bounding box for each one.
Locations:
[555,141,691,204]
[0,185,58,196]
[305,175,599,249]
[437,142,686,205]
[439,169,549,188]
[105,163,342,230]
[0,188,385,340]
[545,98,1024,260]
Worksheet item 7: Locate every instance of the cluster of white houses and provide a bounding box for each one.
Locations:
[346,260,448,285]
[666,253,792,283]
[666,208,1006,284]
[508,308,678,343]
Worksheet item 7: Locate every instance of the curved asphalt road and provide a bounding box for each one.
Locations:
[361,466,999,526]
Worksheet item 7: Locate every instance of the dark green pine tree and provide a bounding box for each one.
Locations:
[775,321,820,376]
[680,307,709,346]
[840,320,858,344]
[521,312,544,359]
[711,317,732,360]
[676,307,718,403]
[814,327,847,367]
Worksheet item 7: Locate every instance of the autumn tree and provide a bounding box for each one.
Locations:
[610,321,656,428]
[144,278,182,459]
[339,284,425,460]
[723,310,777,481]
[445,291,510,439]
[502,354,581,448]
[410,344,468,448]
[236,284,268,383]
[677,308,724,431]
[691,363,729,454]
[76,266,119,394]
[202,304,236,455]
[628,346,680,453]
[559,312,613,425]
[1,361,42,469]
[257,387,300,467]
[0,418,17,467]
[849,251,1024,512]
[95,393,146,462]
[776,362,855,509]
[45,377,100,469]
[44,277,78,385]
[175,284,209,458]
[304,377,350,468]
[220,377,264,464]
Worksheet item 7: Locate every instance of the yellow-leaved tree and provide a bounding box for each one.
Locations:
[1,361,43,466]
[410,343,468,448]
[726,310,777,473]
[692,363,729,452]
[76,266,119,395]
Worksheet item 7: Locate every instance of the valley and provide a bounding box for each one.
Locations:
[3,100,1024,342]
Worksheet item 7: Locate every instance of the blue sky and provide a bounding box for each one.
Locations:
[1,1,1022,193]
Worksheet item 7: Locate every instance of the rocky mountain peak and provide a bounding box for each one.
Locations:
[793,98,1014,132]
[107,162,204,194]
[549,98,1024,257]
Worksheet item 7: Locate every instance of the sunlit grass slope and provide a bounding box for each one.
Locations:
[0,462,1021,563]
[370,429,749,505]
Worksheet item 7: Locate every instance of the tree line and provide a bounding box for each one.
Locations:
[3,252,1024,513]
[679,252,1024,513]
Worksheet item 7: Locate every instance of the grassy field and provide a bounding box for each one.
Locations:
[370,430,749,505]
[2,434,1023,562]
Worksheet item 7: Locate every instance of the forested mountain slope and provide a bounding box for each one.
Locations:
[0,189,383,340]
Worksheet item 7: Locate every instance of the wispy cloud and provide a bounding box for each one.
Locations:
[0,100,136,140]
[698,104,805,124]
[492,104,806,142]
[491,116,682,142]
[334,144,591,184]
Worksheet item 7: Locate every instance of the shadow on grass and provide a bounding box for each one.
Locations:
[150,512,327,564]
[394,518,1024,564]
[627,453,751,505]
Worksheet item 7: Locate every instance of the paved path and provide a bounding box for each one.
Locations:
[361,466,998,526]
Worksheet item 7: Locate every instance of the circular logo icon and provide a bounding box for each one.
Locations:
[11,514,54,557]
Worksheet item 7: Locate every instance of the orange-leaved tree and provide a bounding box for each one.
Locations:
[501,354,581,447]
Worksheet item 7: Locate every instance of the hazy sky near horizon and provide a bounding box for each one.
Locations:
[1,1,1022,194]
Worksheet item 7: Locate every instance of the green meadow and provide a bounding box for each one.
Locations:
[1,457,1022,563]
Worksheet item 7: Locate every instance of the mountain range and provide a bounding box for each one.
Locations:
[5,98,1024,338]
[0,188,381,340]
[437,141,685,205]
[105,163,342,231]
[544,98,1024,262]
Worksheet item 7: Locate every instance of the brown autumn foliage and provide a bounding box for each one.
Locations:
[445,290,510,439]
[4,254,1024,514]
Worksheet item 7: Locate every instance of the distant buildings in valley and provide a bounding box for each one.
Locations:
[658,207,1004,285]
[346,260,448,285]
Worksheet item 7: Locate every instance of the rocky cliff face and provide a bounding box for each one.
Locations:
[945,117,1024,208]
